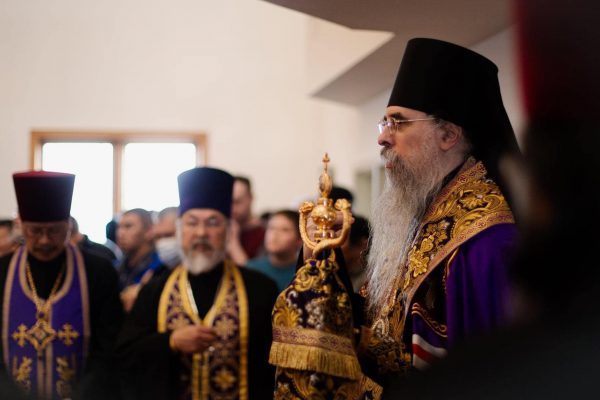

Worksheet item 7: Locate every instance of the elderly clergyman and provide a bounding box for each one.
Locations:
[347,38,521,398]
[0,171,123,400]
[117,167,278,400]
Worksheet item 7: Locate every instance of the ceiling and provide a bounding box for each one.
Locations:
[262,0,513,105]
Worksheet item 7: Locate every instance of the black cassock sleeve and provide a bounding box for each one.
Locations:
[115,274,176,400]
[74,252,124,400]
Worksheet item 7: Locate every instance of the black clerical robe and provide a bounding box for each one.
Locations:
[0,248,123,400]
[116,261,278,400]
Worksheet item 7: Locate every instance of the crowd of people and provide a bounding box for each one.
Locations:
[0,1,598,398]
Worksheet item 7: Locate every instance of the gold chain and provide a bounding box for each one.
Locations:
[25,261,65,319]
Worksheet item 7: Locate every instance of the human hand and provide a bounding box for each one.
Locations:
[120,284,141,313]
[170,325,217,354]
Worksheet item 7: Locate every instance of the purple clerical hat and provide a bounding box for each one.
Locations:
[13,171,75,222]
[177,167,234,217]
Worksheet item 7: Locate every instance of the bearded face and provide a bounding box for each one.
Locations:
[177,209,228,275]
[366,126,449,315]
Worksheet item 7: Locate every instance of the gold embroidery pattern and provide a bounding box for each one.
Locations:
[270,252,361,380]
[56,356,75,399]
[12,356,32,392]
[157,263,248,400]
[213,366,236,391]
[356,327,406,376]
[272,293,304,328]
[213,316,236,339]
[207,275,243,400]
[11,324,28,347]
[371,159,513,340]
[57,324,80,346]
[357,159,514,398]
[26,319,57,352]
[272,327,355,355]
[12,321,77,353]
[2,245,90,400]
[403,160,513,291]
[274,367,355,400]
[411,303,448,338]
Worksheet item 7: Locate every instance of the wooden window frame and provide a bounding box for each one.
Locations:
[30,130,207,213]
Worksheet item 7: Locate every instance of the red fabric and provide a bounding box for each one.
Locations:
[240,225,265,259]
[412,343,438,365]
[514,0,600,120]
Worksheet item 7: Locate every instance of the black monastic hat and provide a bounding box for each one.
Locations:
[13,171,75,222]
[177,167,234,217]
[388,38,520,186]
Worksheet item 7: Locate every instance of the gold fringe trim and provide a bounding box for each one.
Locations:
[269,341,361,380]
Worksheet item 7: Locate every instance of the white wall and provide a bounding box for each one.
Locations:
[0,0,367,220]
[348,27,525,189]
[0,0,523,227]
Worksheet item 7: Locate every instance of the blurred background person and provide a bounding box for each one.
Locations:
[104,217,123,263]
[70,215,116,262]
[341,215,370,292]
[247,209,301,292]
[227,176,265,265]
[152,206,181,269]
[0,219,19,258]
[116,208,165,312]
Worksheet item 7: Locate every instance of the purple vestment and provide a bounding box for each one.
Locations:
[2,244,90,399]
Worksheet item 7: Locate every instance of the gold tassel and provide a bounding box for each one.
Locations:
[269,341,361,380]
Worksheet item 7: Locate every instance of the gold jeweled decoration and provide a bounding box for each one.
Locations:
[299,153,353,256]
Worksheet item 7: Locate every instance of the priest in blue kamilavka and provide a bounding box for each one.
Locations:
[117,167,278,400]
[0,171,123,400]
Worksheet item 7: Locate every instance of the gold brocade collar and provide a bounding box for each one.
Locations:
[375,158,515,335]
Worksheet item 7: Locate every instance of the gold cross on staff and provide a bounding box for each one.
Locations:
[11,324,28,347]
[322,153,330,173]
[58,324,80,346]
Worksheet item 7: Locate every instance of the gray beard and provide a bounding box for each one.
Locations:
[181,249,225,275]
[366,143,446,316]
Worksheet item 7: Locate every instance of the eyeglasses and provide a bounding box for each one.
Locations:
[182,216,226,230]
[377,117,436,134]
[23,224,68,239]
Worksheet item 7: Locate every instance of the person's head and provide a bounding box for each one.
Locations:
[153,207,178,240]
[342,216,370,276]
[177,167,234,274]
[68,215,85,245]
[152,206,181,268]
[231,176,253,225]
[265,210,301,260]
[0,219,17,257]
[367,38,519,314]
[13,171,74,262]
[329,186,354,204]
[117,208,153,256]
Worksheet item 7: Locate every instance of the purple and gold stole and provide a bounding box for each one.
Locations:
[158,260,249,400]
[2,244,90,400]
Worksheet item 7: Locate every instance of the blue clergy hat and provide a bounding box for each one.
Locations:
[177,167,234,217]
